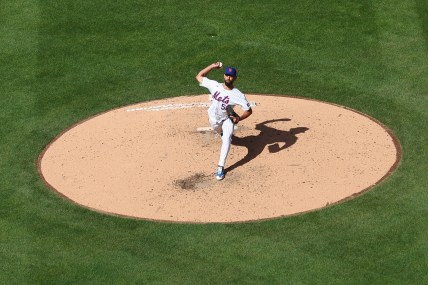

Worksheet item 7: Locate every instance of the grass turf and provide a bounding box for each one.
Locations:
[1,0,427,284]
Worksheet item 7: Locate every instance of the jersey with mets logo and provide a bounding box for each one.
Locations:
[200,77,251,124]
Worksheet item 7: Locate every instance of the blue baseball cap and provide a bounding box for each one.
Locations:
[224,66,237,77]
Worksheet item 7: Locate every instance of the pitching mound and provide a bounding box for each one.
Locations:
[38,95,400,223]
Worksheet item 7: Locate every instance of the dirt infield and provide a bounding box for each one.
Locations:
[38,95,401,223]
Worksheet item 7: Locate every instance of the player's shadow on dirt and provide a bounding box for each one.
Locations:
[226,119,309,173]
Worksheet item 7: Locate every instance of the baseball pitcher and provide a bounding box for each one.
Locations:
[196,62,253,180]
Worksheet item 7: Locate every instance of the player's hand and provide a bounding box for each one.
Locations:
[226,105,240,124]
[214,62,223,69]
[230,115,240,124]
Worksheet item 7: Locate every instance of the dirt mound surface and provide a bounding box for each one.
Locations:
[38,95,400,223]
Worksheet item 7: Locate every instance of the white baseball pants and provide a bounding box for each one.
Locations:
[211,118,234,167]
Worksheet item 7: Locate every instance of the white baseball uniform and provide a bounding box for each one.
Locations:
[199,77,251,167]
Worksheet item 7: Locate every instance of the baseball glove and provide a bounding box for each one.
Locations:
[226,105,240,124]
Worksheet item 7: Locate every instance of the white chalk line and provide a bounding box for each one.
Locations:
[126,102,257,112]
[196,125,238,132]
[126,102,209,112]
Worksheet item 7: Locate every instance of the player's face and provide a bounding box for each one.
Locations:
[224,74,236,87]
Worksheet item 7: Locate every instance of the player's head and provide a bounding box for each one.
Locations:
[224,66,237,88]
[224,66,237,78]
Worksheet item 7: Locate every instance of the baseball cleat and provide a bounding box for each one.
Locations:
[216,166,225,181]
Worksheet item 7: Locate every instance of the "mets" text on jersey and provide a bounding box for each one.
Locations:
[213,91,229,110]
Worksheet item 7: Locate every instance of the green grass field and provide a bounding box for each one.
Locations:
[1,0,427,284]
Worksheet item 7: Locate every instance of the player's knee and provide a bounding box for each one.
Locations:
[222,134,232,144]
